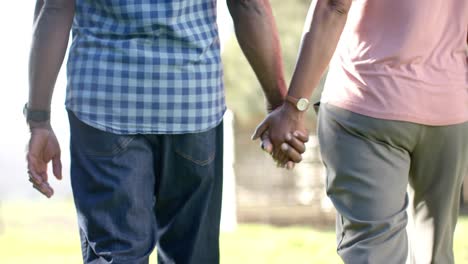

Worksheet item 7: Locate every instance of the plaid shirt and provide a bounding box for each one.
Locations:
[66,0,225,134]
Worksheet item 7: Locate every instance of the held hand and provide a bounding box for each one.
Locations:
[281,130,309,168]
[26,125,62,198]
[259,130,293,169]
[253,103,308,168]
[260,131,309,169]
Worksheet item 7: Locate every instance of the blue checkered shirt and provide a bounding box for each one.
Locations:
[66,0,225,134]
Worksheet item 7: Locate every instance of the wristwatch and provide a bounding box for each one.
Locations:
[285,95,310,112]
[23,103,50,123]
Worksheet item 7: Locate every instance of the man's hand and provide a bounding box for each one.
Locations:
[253,102,309,169]
[26,125,62,198]
[259,130,309,169]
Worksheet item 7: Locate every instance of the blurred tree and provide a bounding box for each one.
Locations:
[223,0,325,127]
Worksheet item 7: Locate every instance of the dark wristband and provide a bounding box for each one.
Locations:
[23,103,50,122]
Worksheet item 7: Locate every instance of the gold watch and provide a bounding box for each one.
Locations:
[285,95,310,112]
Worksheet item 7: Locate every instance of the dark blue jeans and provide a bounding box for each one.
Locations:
[68,111,223,264]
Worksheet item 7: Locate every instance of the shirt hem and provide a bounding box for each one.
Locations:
[66,107,227,135]
[322,100,468,126]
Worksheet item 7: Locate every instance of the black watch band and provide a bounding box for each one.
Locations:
[23,103,50,122]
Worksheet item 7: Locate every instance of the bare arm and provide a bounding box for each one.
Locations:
[227,0,308,169]
[227,0,287,111]
[26,0,75,198]
[252,0,353,166]
[28,0,75,119]
[287,0,352,100]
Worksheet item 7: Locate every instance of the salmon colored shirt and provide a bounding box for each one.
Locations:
[321,0,468,126]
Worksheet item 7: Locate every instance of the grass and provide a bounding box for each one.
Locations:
[0,200,467,264]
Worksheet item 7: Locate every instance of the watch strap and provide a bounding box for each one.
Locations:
[23,103,50,122]
[285,95,309,111]
[285,95,299,107]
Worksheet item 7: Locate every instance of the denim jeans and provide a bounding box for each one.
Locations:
[68,111,223,264]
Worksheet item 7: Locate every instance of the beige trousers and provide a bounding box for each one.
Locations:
[318,103,468,264]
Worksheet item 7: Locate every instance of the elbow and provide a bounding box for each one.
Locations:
[326,0,352,16]
[227,0,264,20]
[43,0,75,13]
[227,0,261,9]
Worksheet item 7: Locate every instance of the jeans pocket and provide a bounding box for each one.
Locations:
[69,111,135,157]
[173,127,217,166]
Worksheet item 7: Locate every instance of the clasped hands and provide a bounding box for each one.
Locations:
[252,101,309,169]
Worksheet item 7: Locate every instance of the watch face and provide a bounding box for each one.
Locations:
[297,98,310,111]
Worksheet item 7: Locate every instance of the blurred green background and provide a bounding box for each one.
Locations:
[1,201,468,263]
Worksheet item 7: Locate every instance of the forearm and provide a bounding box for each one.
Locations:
[28,0,74,112]
[227,0,287,110]
[287,0,351,99]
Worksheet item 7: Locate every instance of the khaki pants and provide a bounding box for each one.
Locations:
[318,103,468,264]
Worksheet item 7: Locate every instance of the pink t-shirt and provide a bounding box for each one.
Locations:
[321,0,468,126]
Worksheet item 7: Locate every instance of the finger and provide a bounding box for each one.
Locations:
[275,156,286,168]
[273,147,289,166]
[251,120,269,140]
[285,133,306,154]
[286,161,295,170]
[52,156,62,180]
[293,130,310,143]
[260,133,273,154]
[33,185,53,198]
[30,180,54,198]
[276,160,285,168]
[272,146,281,160]
[36,181,53,198]
[281,143,303,163]
[29,168,48,186]
[27,169,44,186]
[27,154,48,184]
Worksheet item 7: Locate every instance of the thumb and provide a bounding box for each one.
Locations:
[260,133,273,154]
[52,155,62,180]
[251,119,270,140]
